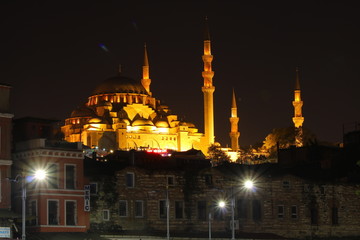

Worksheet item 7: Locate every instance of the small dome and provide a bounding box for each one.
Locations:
[132,119,154,126]
[155,120,169,128]
[186,122,195,128]
[93,75,148,95]
[179,122,188,126]
[89,118,102,123]
[71,106,96,118]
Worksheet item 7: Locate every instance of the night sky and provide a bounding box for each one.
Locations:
[1,1,360,147]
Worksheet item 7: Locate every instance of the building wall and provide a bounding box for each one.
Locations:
[0,84,13,210]
[90,164,360,239]
[12,139,90,233]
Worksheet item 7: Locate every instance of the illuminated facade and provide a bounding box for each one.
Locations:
[202,18,215,147]
[292,67,304,147]
[62,38,214,153]
[229,89,240,151]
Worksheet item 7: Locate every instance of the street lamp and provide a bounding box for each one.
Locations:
[218,198,235,240]
[8,169,47,240]
[218,180,255,240]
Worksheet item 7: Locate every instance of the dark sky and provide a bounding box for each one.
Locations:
[1,1,360,147]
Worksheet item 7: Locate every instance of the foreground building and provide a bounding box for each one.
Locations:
[0,83,14,238]
[86,145,360,240]
[11,117,90,235]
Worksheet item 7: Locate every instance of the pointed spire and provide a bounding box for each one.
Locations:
[204,16,211,41]
[295,66,301,90]
[232,88,237,108]
[143,43,149,66]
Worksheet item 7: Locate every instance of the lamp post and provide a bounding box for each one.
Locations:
[166,185,170,240]
[218,180,254,240]
[8,169,46,240]
[208,212,211,240]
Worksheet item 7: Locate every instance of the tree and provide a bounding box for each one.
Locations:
[262,127,316,157]
[208,143,231,166]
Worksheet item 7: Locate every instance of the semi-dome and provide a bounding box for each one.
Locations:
[71,106,96,118]
[93,75,148,95]
[155,120,169,128]
[132,119,154,126]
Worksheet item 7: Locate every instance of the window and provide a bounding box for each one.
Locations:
[103,210,110,221]
[126,173,134,188]
[291,205,298,219]
[90,182,98,195]
[197,201,207,220]
[119,200,128,217]
[135,200,144,218]
[252,200,262,221]
[310,207,318,225]
[48,200,59,225]
[204,174,213,185]
[30,200,37,226]
[237,199,248,219]
[332,207,338,225]
[48,163,59,189]
[65,165,76,189]
[167,176,174,186]
[277,205,284,218]
[282,181,290,189]
[65,201,76,225]
[175,201,184,219]
[159,200,167,219]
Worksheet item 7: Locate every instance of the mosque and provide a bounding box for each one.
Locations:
[61,22,241,155]
[61,21,303,156]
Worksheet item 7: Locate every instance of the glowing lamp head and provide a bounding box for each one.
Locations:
[244,180,254,189]
[34,169,47,180]
[218,201,226,208]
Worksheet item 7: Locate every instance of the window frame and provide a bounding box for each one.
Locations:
[119,200,128,217]
[103,209,110,221]
[47,199,59,225]
[65,200,77,226]
[65,164,76,190]
[126,172,135,188]
[135,200,144,218]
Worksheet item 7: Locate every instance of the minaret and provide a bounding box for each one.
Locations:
[141,43,152,96]
[292,67,304,147]
[229,89,240,151]
[202,17,215,148]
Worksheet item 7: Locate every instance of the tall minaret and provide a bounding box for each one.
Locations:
[202,17,215,148]
[229,89,240,151]
[292,67,304,147]
[141,43,152,96]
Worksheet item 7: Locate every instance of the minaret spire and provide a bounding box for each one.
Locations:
[141,43,152,96]
[202,17,215,151]
[292,66,304,147]
[229,89,240,151]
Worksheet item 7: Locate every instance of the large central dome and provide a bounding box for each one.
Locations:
[93,75,148,95]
